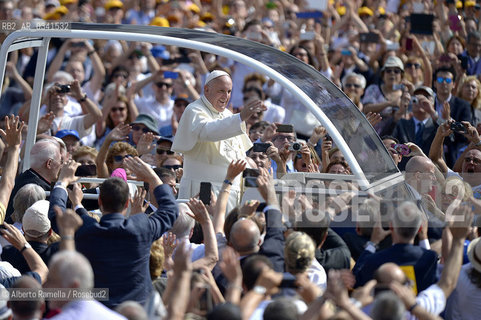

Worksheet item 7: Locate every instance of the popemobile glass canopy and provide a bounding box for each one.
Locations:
[0,23,414,200]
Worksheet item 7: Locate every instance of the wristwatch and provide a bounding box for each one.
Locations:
[20,242,32,253]
[253,285,267,295]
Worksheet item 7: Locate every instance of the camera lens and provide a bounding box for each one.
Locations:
[292,142,301,151]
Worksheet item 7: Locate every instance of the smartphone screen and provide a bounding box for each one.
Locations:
[405,38,413,51]
[75,164,97,177]
[253,143,270,153]
[199,182,212,205]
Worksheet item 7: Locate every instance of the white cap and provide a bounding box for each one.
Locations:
[22,200,51,238]
[205,70,230,85]
[0,262,21,279]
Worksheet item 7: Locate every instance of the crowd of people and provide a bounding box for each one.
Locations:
[1,0,481,319]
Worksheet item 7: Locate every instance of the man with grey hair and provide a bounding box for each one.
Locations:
[45,251,126,319]
[341,72,366,111]
[371,291,405,320]
[6,137,62,223]
[353,201,438,292]
[172,70,266,210]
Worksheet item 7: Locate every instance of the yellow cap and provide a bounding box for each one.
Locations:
[201,12,213,21]
[54,5,68,15]
[188,3,200,14]
[44,11,61,20]
[465,0,476,7]
[60,0,76,5]
[149,17,169,27]
[358,6,373,16]
[104,0,123,10]
[337,6,346,16]
[456,0,463,9]
[378,7,386,15]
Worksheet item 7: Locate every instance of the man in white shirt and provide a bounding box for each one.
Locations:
[172,70,265,210]
[135,76,174,130]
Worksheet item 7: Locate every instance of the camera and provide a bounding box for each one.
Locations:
[450,121,466,133]
[57,84,71,94]
[410,96,419,104]
[288,142,302,151]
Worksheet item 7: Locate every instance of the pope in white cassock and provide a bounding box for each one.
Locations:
[172,70,266,210]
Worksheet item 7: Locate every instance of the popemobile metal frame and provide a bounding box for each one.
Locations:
[0,23,415,201]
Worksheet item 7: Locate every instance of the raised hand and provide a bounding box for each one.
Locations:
[186,198,211,225]
[67,182,84,207]
[123,156,161,186]
[136,132,156,155]
[226,159,247,181]
[37,112,55,134]
[58,159,80,186]
[219,246,242,284]
[239,98,266,121]
[55,206,83,236]
[240,199,260,217]
[107,122,131,142]
[130,188,149,215]
[161,232,177,259]
[365,112,382,127]
[0,115,24,148]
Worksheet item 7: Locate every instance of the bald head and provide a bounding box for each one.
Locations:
[405,156,436,194]
[374,263,407,285]
[405,156,434,174]
[229,219,260,255]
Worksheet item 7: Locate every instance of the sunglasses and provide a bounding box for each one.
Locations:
[155,82,172,88]
[157,149,174,155]
[385,68,402,74]
[437,77,453,84]
[163,164,182,170]
[131,125,151,133]
[111,107,125,112]
[406,63,421,69]
[113,154,132,163]
[344,83,361,89]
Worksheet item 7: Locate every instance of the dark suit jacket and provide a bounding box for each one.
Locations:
[442,96,472,167]
[353,243,438,292]
[315,229,351,272]
[48,184,178,308]
[392,117,438,156]
[6,169,51,223]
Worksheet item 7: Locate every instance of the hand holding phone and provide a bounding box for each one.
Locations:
[199,182,212,205]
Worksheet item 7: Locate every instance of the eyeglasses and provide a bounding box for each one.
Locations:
[113,154,132,163]
[273,135,295,142]
[131,125,151,133]
[385,68,402,74]
[163,164,182,170]
[464,157,481,165]
[113,73,128,79]
[155,82,172,88]
[406,63,421,69]
[111,107,126,112]
[344,83,361,89]
[157,149,174,155]
[437,77,453,84]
